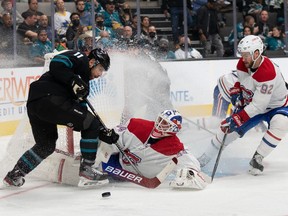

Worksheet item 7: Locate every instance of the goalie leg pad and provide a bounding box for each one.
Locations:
[169,168,209,190]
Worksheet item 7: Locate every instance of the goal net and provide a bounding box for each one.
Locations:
[0,51,173,185]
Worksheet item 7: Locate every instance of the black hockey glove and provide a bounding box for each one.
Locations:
[99,128,119,144]
[71,76,89,101]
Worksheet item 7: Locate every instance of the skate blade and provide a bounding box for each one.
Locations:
[0,180,18,190]
[248,167,263,176]
[78,177,109,188]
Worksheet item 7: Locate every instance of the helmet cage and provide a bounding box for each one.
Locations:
[154,110,182,135]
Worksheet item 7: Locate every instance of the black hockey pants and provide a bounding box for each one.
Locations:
[15,95,101,175]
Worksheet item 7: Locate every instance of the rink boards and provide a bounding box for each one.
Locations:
[1,57,287,136]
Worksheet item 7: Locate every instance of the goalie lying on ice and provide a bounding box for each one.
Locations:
[96,109,210,190]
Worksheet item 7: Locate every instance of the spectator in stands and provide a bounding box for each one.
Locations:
[83,0,104,14]
[30,29,52,64]
[197,0,224,57]
[257,9,272,40]
[191,0,207,29]
[0,0,23,25]
[154,37,176,60]
[94,13,115,39]
[98,30,110,39]
[38,14,53,41]
[243,25,254,37]
[96,30,116,50]
[130,13,138,38]
[103,0,123,30]
[54,37,68,51]
[228,15,258,46]
[66,12,88,50]
[75,0,92,28]
[122,25,133,40]
[264,25,285,51]
[114,0,124,11]
[54,0,71,38]
[21,0,44,25]
[161,0,194,44]
[140,15,150,38]
[17,11,38,43]
[0,12,13,56]
[117,25,134,49]
[118,2,133,26]
[267,0,284,25]
[237,0,265,17]
[146,25,159,48]
[78,30,93,55]
[174,35,203,59]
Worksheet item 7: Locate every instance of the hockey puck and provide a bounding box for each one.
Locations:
[102,192,111,198]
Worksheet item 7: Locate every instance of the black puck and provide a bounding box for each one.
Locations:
[102,192,111,198]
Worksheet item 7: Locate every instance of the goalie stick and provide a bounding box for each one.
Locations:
[54,147,178,188]
[104,157,178,188]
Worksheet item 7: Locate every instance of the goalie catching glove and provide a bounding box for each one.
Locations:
[170,168,209,190]
[71,76,89,101]
[99,128,119,144]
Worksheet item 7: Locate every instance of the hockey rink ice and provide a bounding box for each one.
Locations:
[1,128,288,216]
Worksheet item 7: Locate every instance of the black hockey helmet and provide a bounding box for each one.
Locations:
[88,48,110,71]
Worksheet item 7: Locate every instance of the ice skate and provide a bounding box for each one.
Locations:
[78,158,109,187]
[3,167,25,187]
[249,151,264,176]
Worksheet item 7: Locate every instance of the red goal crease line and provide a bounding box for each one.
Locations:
[0,182,52,200]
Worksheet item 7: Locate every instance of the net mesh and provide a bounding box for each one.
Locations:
[0,51,173,185]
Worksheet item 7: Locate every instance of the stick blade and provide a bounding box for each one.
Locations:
[104,157,178,189]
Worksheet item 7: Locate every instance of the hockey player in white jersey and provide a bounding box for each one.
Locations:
[97,109,209,190]
[212,70,238,118]
[198,35,288,175]
[212,70,267,131]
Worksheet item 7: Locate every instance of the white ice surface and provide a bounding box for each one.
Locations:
[1,128,288,216]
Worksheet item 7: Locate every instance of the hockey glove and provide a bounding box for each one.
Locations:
[230,82,244,108]
[169,168,208,189]
[71,76,89,101]
[99,128,119,144]
[220,110,250,133]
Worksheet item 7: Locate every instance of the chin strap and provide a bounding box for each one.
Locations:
[251,52,262,69]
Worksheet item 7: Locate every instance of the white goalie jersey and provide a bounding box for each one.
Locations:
[96,118,209,189]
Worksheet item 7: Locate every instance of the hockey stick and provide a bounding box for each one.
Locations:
[84,99,144,176]
[55,148,81,160]
[183,117,216,136]
[104,157,178,189]
[55,147,178,188]
[211,127,228,182]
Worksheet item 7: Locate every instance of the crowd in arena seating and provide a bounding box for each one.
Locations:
[0,0,286,65]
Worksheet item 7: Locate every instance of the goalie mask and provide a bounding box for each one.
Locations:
[88,48,110,71]
[151,110,182,139]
